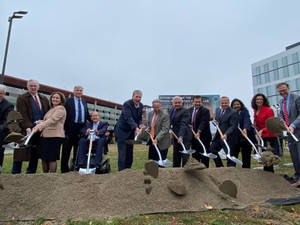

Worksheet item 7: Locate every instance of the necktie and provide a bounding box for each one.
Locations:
[220,109,224,118]
[78,99,82,123]
[151,113,157,138]
[34,95,41,111]
[283,99,290,125]
[193,109,198,130]
[172,109,176,120]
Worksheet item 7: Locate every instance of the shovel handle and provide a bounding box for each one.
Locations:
[170,130,179,140]
[190,127,196,136]
[213,122,224,137]
[284,123,299,142]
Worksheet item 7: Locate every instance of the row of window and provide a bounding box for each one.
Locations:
[254,52,300,85]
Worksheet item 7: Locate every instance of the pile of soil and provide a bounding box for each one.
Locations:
[0,167,299,221]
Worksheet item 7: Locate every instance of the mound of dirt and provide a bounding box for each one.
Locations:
[0,167,299,221]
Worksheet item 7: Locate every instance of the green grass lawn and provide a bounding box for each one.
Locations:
[1,144,295,176]
[2,145,300,225]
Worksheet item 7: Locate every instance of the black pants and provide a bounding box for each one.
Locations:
[210,138,237,167]
[234,136,252,168]
[173,142,190,167]
[61,124,84,173]
[191,138,210,168]
[148,145,168,161]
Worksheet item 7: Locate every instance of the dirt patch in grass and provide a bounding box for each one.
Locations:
[0,167,299,222]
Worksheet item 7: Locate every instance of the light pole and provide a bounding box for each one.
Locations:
[0,11,28,84]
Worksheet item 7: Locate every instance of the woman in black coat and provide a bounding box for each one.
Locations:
[231,98,255,168]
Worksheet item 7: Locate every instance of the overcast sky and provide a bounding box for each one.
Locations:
[1,0,300,108]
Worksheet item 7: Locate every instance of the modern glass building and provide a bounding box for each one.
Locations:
[252,42,300,107]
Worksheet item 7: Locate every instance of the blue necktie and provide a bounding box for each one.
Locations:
[78,100,82,123]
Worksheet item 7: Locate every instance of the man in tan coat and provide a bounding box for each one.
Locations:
[147,99,170,162]
[12,79,50,174]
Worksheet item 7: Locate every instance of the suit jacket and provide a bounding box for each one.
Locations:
[214,107,239,143]
[0,98,14,137]
[254,105,275,138]
[64,96,90,134]
[114,99,143,141]
[170,107,192,144]
[188,106,212,144]
[35,105,66,138]
[80,121,109,139]
[16,92,50,132]
[147,110,171,150]
[238,108,255,139]
[280,93,300,139]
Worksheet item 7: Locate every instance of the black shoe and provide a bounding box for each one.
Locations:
[95,166,102,174]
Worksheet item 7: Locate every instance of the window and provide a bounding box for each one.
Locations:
[264,64,270,83]
[292,53,300,75]
[255,66,261,75]
[257,87,264,94]
[272,60,279,80]
[269,96,276,106]
[276,95,282,103]
[256,75,262,85]
[296,78,300,90]
[282,56,289,77]
[266,85,272,96]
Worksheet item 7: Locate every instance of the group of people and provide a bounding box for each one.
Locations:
[0,80,300,186]
[0,80,110,174]
[115,83,300,187]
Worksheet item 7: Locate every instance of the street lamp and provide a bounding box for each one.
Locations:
[0,11,28,84]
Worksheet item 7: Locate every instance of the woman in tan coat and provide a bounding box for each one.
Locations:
[33,92,66,173]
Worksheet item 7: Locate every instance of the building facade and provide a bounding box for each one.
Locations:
[252,42,300,107]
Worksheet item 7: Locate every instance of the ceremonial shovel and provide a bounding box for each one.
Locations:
[212,121,243,166]
[284,123,299,142]
[238,127,261,161]
[24,130,35,146]
[169,130,196,154]
[253,128,265,150]
[190,127,217,159]
[145,131,172,167]
[79,130,96,174]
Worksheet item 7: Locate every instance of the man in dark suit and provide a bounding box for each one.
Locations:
[61,85,91,173]
[13,79,50,174]
[210,96,239,167]
[170,96,193,167]
[0,85,14,172]
[114,90,143,171]
[188,95,212,168]
[77,111,109,172]
[277,82,300,186]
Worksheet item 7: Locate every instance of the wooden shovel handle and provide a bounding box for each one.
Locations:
[238,127,247,138]
[190,126,196,136]
[170,131,179,140]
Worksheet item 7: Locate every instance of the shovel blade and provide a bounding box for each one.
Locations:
[156,159,172,167]
[201,152,218,159]
[180,149,196,154]
[79,168,96,174]
[251,153,262,162]
[227,155,243,165]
